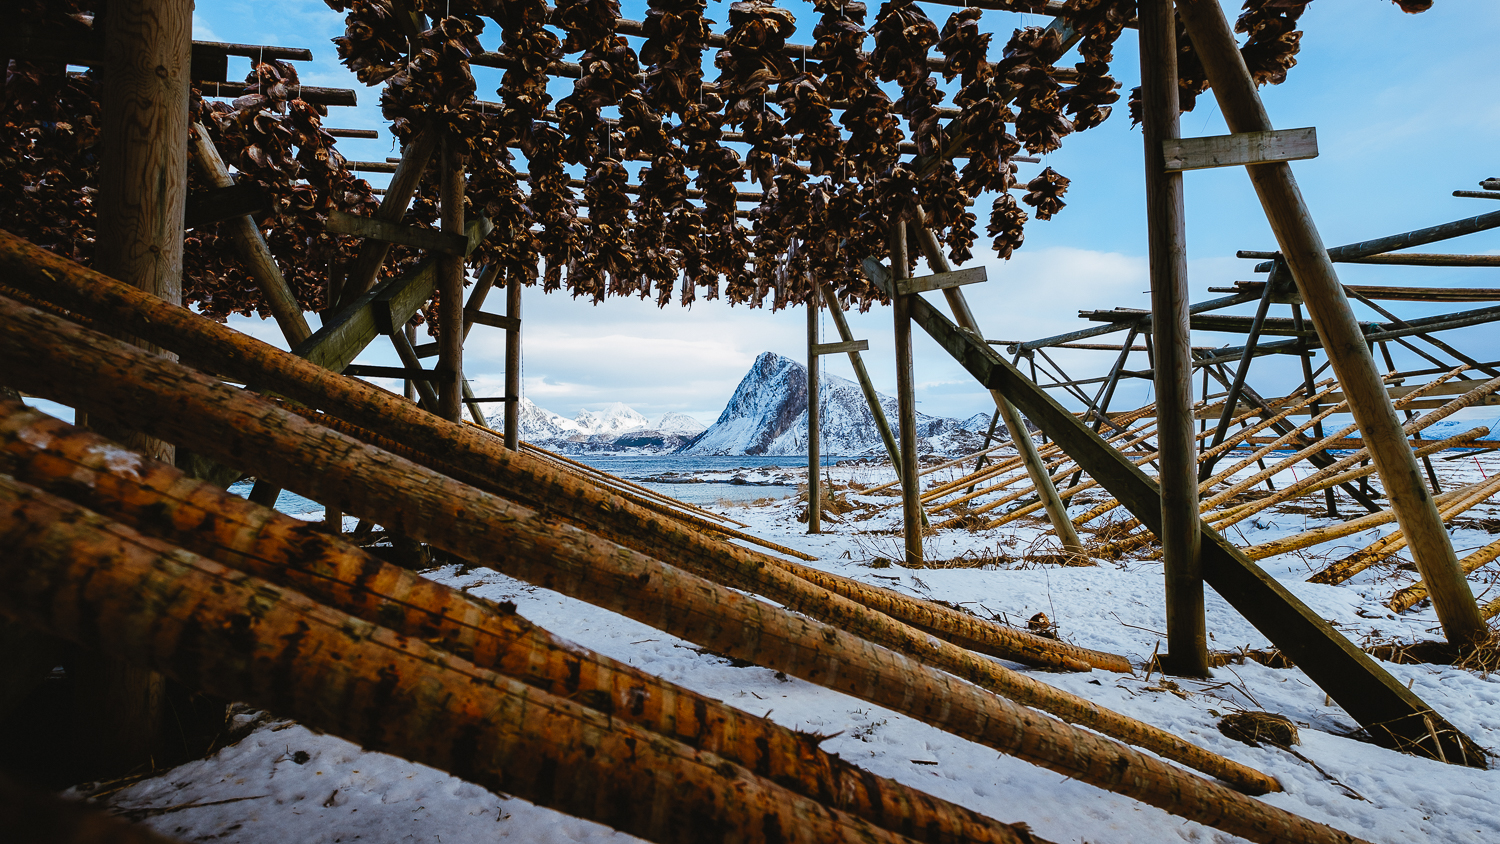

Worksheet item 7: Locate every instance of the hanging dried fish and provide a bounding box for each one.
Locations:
[327,0,409,84]
[642,0,713,117]
[1234,0,1310,87]
[1023,166,1069,221]
[987,193,1029,260]
[998,27,1072,156]
[1058,0,1127,132]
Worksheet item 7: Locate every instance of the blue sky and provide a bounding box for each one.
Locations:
[192,0,1500,426]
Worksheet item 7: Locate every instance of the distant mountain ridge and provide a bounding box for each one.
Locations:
[503,352,995,456]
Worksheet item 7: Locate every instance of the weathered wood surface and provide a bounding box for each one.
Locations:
[288,216,491,373]
[466,307,520,331]
[326,209,468,255]
[896,266,987,296]
[504,271,523,448]
[812,339,870,356]
[342,363,440,381]
[807,279,822,534]
[0,405,1050,844]
[1175,0,1485,645]
[182,181,270,228]
[863,259,1483,765]
[1392,535,1500,614]
[891,225,924,565]
[1141,0,1206,676]
[1163,127,1317,172]
[0,480,947,844]
[0,293,1323,819]
[437,148,466,420]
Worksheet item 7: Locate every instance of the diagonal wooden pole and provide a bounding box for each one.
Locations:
[907,222,1082,554]
[1175,0,1486,645]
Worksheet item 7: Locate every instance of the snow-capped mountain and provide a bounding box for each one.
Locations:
[680,352,996,456]
[499,399,707,454]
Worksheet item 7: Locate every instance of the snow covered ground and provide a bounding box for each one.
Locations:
[84,448,1500,844]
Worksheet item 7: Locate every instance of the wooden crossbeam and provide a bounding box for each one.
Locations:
[327,209,468,256]
[896,266,986,296]
[811,339,868,356]
[290,216,492,373]
[183,181,269,229]
[862,256,1481,763]
[327,128,381,139]
[1213,280,1500,302]
[464,308,520,331]
[1163,127,1317,172]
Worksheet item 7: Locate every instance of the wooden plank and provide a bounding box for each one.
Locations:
[810,339,869,356]
[194,81,356,107]
[327,209,468,256]
[349,160,398,173]
[866,255,1481,763]
[896,266,986,296]
[183,181,269,229]
[343,364,441,381]
[465,308,520,331]
[326,128,381,139]
[290,216,490,373]
[1163,127,1317,172]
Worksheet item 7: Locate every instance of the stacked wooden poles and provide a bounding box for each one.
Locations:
[1174,0,1487,645]
[84,0,193,779]
[504,270,522,449]
[5,302,1397,835]
[438,138,466,421]
[0,231,1112,678]
[891,223,923,564]
[1140,0,1206,676]
[0,481,948,844]
[0,405,1050,844]
[808,280,822,533]
[908,222,1082,555]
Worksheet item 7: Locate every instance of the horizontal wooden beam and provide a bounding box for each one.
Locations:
[342,364,442,381]
[327,128,381,140]
[464,309,520,331]
[863,255,1481,761]
[811,339,869,356]
[290,216,491,373]
[1453,190,1500,201]
[195,80,356,107]
[1163,127,1317,172]
[183,181,269,229]
[463,396,517,403]
[327,209,468,256]
[897,266,986,296]
[1213,280,1500,302]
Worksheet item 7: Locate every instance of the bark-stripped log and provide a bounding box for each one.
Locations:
[0,405,1046,844]
[1391,534,1500,614]
[1244,484,1475,562]
[0,479,945,844]
[0,296,1293,808]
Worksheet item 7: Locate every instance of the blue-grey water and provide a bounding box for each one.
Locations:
[228,455,842,512]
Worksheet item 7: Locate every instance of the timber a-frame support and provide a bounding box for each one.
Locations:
[864,258,1479,764]
[1174,0,1486,645]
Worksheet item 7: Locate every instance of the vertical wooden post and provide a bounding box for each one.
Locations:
[806,283,822,533]
[437,138,465,421]
[890,224,922,565]
[85,0,192,778]
[403,322,417,401]
[1176,0,1486,645]
[504,270,522,450]
[1141,0,1206,676]
[908,221,1082,553]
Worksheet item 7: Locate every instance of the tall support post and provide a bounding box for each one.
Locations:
[403,322,418,401]
[437,138,465,421]
[86,0,193,779]
[908,221,1083,553]
[1176,0,1486,644]
[504,270,522,450]
[1140,0,1205,676]
[890,223,923,565]
[806,283,822,533]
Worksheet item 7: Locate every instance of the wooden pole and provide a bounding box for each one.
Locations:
[1174,0,1486,646]
[437,139,465,421]
[339,126,438,307]
[891,224,923,565]
[818,280,907,478]
[1199,280,1276,479]
[83,0,193,780]
[807,281,821,533]
[908,222,1082,554]
[1140,0,1205,676]
[504,269,522,449]
[185,122,311,345]
[403,322,417,401]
